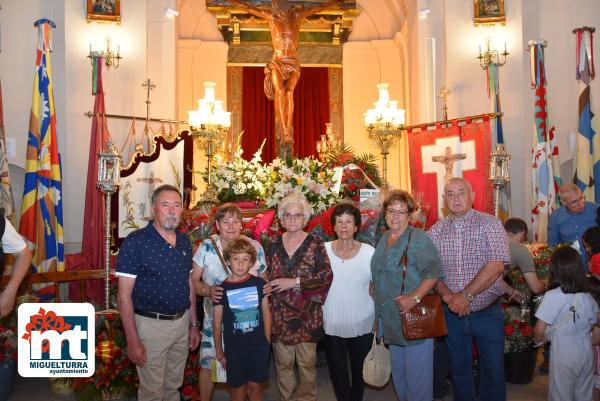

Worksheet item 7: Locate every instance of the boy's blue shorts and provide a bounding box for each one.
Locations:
[225,338,271,388]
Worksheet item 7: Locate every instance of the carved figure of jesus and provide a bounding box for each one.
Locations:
[432,146,467,184]
[228,0,342,156]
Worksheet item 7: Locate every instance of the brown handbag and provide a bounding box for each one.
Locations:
[399,230,447,340]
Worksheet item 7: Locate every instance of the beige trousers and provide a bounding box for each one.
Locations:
[272,342,317,401]
[135,310,189,401]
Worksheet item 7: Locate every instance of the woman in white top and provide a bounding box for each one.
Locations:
[323,203,375,401]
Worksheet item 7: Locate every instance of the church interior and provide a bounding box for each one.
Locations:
[0,0,599,400]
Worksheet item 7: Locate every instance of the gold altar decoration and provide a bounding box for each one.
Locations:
[188,82,231,205]
[316,123,339,159]
[207,0,358,47]
[364,83,405,186]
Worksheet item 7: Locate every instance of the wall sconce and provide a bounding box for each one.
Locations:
[477,37,509,69]
[88,37,122,69]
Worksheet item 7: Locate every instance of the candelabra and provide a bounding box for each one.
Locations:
[488,144,511,218]
[88,37,122,69]
[364,83,405,186]
[477,38,509,69]
[188,82,231,205]
[316,123,339,159]
[97,141,121,310]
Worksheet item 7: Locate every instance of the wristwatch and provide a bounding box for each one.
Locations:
[413,295,422,304]
[296,277,301,287]
[463,290,475,302]
[190,321,201,328]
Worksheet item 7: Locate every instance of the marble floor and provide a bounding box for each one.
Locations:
[9,362,548,401]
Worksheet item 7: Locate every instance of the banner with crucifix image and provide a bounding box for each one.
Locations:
[407,117,494,227]
[110,131,193,250]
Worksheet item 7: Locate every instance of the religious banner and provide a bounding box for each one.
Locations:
[528,40,562,242]
[407,116,494,227]
[110,131,193,251]
[19,20,64,294]
[69,55,110,304]
[573,27,598,202]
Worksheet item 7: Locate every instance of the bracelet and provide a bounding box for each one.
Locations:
[190,321,201,328]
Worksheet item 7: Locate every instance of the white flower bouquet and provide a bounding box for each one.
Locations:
[263,157,342,214]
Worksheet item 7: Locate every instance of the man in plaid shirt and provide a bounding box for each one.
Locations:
[429,177,509,401]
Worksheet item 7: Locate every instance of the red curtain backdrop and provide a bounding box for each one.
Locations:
[241,66,330,162]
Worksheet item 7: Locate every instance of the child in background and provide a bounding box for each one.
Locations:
[534,246,599,401]
[583,226,600,277]
[213,238,271,401]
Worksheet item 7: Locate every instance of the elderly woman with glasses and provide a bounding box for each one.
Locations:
[371,189,442,401]
[265,193,333,401]
[191,203,268,401]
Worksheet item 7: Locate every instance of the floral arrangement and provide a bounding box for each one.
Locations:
[321,143,382,201]
[503,308,534,353]
[72,312,138,401]
[211,145,269,203]
[180,210,214,249]
[526,242,553,280]
[0,309,17,363]
[264,157,342,214]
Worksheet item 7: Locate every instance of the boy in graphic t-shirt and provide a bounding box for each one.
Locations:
[213,238,271,401]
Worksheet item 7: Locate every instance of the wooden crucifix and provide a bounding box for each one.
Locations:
[228,0,343,158]
[432,146,467,184]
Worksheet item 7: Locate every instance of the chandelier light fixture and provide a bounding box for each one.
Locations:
[364,83,405,186]
[188,81,231,205]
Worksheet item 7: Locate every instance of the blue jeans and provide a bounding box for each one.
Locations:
[444,303,506,401]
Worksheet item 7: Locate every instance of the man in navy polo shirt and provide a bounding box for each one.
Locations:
[117,184,200,401]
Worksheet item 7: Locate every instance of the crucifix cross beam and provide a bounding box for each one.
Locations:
[422,137,476,217]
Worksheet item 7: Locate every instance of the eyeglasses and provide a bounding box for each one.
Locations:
[386,208,408,217]
[566,196,584,208]
[283,213,304,221]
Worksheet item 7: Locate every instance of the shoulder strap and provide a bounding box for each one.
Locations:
[209,236,231,277]
[399,229,413,295]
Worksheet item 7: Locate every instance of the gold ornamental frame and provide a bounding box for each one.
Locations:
[87,0,121,24]
[473,0,506,26]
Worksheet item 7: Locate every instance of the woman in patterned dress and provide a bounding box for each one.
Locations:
[191,204,268,401]
[265,193,333,401]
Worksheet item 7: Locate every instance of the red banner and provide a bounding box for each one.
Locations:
[408,119,494,228]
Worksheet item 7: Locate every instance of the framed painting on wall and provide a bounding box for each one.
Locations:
[473,0,506,25]
[87,0,121,23]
